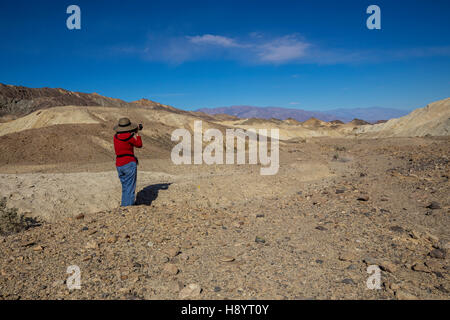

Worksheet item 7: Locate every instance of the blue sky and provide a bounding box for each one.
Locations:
[0,0,449,111]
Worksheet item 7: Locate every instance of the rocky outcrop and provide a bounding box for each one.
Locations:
[0,83,169,117]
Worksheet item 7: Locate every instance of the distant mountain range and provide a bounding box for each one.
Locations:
[0,83,410,123]
[196,105,410,123]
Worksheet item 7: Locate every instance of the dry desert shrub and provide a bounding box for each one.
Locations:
[0,197,39,236]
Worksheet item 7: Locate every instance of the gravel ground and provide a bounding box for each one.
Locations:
[0,137,449,300]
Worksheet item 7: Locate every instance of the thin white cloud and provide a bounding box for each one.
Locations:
[113,33,450,66]
[257,36,310,63]
[184,33,310,64]
[187,34,241,47]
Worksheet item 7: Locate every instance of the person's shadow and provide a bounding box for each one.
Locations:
[135,183,171,206]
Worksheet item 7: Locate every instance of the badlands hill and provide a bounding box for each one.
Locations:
[356,98,450,138]
[0,104,237,168]
[0,84,448,162]
[0,83,158,117]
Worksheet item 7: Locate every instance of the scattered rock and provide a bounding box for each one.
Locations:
[429,248,446,259]
[255,236,266,244]
[75,213,85,220]
[315,226,327,231]
[425,260,442,270]
[179,283,201,299]
[51,280,64,288]
[21,241,36,247]
[395,290,417,300]
[389,283,400,290]
[33,245,44,252]
[389,226,404,233]
[408,230,421,240]
[178,253,189,262]
[169,280,184,292]
[220,256,235,262]
[380,261,398,273]
[426,201,441,210]
[357,195,369,201]
[363,257,378,265]
[159,256,169,264]
[162,263,179,276]
[118,287,130,294]
[435,284,449,294]
[339,252,356,262]
[412,262,429,273]
[85,241,98,250]
[180,240,193,249]
[107,235,118,243]
[436,240,450,250]
[341,278,355,285]
[166,247,180,258]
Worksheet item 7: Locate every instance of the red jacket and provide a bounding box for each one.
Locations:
[114,132,143,167]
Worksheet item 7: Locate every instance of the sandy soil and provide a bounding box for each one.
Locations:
[0,136,449,300]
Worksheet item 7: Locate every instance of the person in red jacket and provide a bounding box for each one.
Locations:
[113,118,143,206]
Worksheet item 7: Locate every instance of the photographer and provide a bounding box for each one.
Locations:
[113,117,143,206]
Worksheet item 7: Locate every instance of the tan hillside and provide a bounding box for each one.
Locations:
[349,118,370,126]
[356,98,450,137]
[302,117,328,128]
[284,117,302,125]
[0,105,237,170]
[132,98,182,113]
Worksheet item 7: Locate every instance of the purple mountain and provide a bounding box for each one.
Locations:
[196,105,410,123]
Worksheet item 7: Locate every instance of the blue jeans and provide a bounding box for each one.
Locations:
[116,161,137,206]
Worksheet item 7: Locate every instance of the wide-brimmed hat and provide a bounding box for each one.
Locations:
[113,117,138,133]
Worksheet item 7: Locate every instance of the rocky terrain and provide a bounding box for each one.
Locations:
[0,137,448,300]
[0,86,448,300]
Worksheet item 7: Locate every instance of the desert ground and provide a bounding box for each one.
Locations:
[0,96,449,300]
